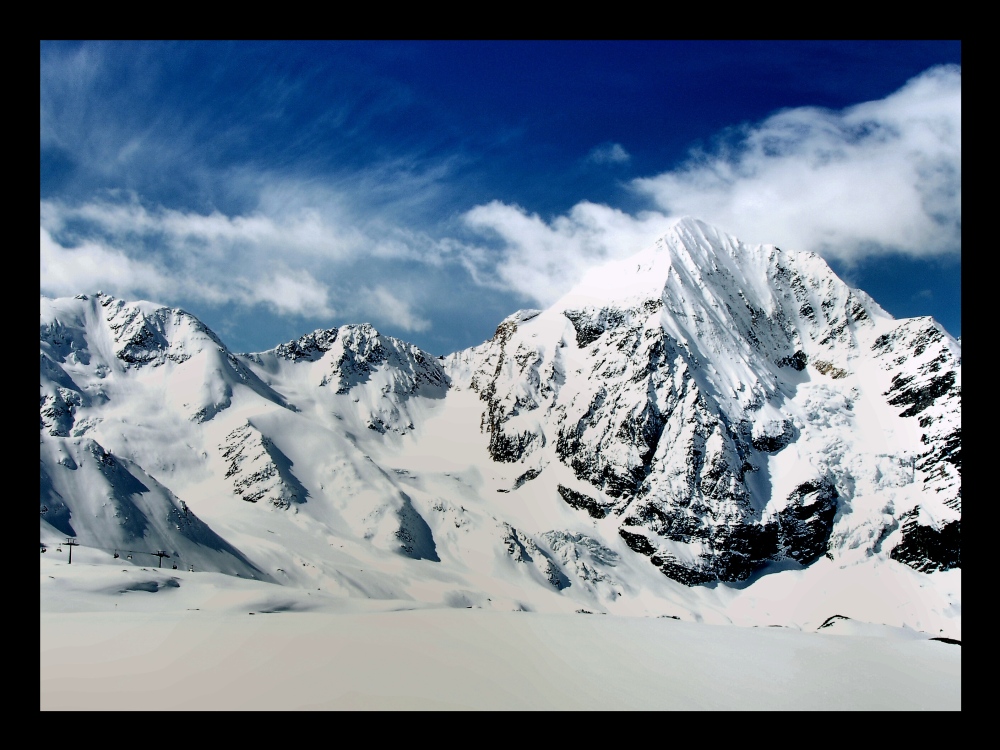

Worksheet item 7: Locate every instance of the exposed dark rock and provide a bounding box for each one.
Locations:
[886,370,956,418]
[649,553,716,586]
[115,318,170,364]
[555,378,667,499]
[618,528,656,556]
[40,387,83,437]
[616,476,836,585]
[848,296,869,322]
[619,527,718,586]
[911,326,944,357]
[220,423,305,509]
[751,419,796,453]
[275,328,339,361]
[563,308,627,348]
[776,480,838,564]
[813,360,849,379]
[563,310,605,348]
[818,614,851,630]
[625,502,710,544]
[557,485,609,519]
[776,350,808,371]
[476,316,545,464]
[713,524,780,581]
[890,510,960,572]
[541,531,618,588]
[512,468,542,489]
[331,327,388,394]
[502,523,570,589]
[488,425,538,463]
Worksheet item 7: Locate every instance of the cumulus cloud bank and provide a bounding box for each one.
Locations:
[463,201,677,306]
[458,65,961,308]
[633,64,961,263]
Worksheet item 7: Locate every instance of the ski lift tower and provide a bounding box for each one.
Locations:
[64,538,79,564]
[152,550,171,568]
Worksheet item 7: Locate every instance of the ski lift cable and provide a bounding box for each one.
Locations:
[41,538,183,563]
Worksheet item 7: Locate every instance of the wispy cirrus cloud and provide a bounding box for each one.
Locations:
[40,44,960,351]
[40,215,337,320]
[358,286,431,333]
[40,42,485,343]
[40,192,460,337]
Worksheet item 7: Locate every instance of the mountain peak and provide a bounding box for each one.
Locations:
[38,215,961,623]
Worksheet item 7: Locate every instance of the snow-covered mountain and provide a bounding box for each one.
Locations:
[39,217,961,631]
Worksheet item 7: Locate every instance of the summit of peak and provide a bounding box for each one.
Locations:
[668,215,714,233]
[551,217,746,311]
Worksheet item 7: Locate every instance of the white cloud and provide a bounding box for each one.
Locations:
[457,66,960,308]
[249,272,335,318]
[39,192,458,334]
[358,285,431,333]
[49,198,367,262]
[40,202,341,320]
[632,65,961,263]
[587,142,631,165]
[462,200,676,306]
[40,227,171,299]
[40,55,960,348]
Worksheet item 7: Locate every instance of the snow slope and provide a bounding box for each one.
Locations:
[40,555,960,710]
[40,218,961,669]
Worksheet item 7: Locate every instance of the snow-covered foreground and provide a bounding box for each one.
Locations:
[40,220,962,710]
[41,556,960,711]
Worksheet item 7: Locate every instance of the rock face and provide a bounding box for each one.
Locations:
[220,422,306,509]
[39,217,960,599]
[248,322,449,435]
[871,317,962,572]
[446,218,961,584]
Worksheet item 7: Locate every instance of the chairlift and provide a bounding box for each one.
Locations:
[40,547,47,553]
[113,550,120,559]
[56,547,62,552]
[126,554,133,560]
[172,563,177,569]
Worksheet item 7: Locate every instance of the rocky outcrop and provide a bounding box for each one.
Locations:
[872,318,961,568]
[889,508,960,572]
[502,522,570,590]
[556,484,611,519]
[473,312,545,463]
[40,386,83,437]
[259,322,449,435]
[774,480,839,564]
[99,293,222,367]
[447,219,958,586]
[220,422,306,509]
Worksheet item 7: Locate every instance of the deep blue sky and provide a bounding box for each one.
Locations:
[41,41,961,354]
